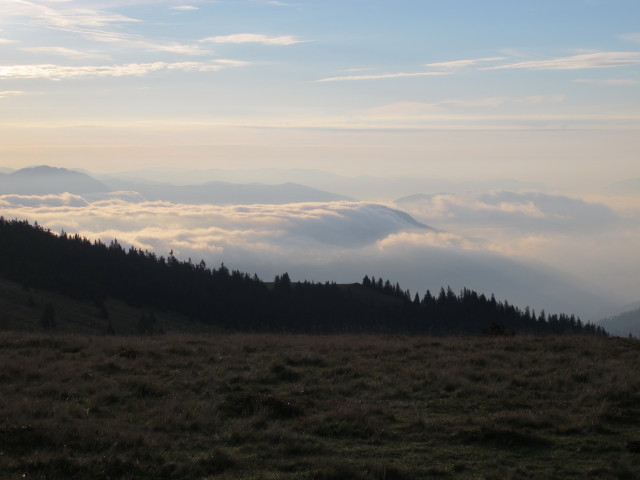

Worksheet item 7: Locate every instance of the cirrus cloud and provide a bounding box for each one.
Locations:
[21,46,110,60]
[200,33,303,45]
[2,0,141,29]
[317,71,449,82]
[482,52,640,70]
[424,56,505,70]
[170,5,199,11]
[0,59,249,80]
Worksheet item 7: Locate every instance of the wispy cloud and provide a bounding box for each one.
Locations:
[574,78,638,85]
[441,97,509,108]
[482,52,640,70]
[252,0,293,6]
[514,94,566,104]
[366,95,566,117]
[59,28,214,56]
[169,5,199,11]
[0,90,25,99]
[0,60,249,80]
[201,33,303,45]
[620,33,640,43]
[317,71,449,82]
[3,0,141,29]
[425,57,505,70]
[21,46,110,60]
[318,56,504,82]
[0,38,18,44]
[3,1,210,56]
[323,51,640,83]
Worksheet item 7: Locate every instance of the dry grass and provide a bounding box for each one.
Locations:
[1,333,639,479]
[0,277,218,334]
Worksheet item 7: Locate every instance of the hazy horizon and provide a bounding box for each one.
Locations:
[1,164,639,322]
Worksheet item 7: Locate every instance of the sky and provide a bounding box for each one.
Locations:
[0,0,639,187]
[0,0,639,320]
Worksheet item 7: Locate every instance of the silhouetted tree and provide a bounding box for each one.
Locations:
[0,217,608,337]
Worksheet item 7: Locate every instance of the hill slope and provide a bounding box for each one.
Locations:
[0,217,605,335]
[0,277,216,335]
[599,307,640,337]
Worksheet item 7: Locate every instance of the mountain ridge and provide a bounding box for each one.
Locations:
[0,217,606,336]
[1,165,353,205]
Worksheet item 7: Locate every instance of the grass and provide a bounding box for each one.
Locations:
[0,333,639,479]
[0,277,218,334]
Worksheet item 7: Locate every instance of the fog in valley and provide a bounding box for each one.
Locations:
[1,166,638,322]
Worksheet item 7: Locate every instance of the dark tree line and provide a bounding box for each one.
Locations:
[0,217,606,335]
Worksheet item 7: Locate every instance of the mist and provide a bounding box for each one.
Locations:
[2,175,637,320]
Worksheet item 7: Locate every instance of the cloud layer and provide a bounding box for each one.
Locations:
[395,191,620,233]
[0,192,631,319]
[395,191,640,315]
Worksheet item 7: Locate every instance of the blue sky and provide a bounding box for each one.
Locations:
[0,0,639,186]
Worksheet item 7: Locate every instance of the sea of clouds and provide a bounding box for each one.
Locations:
[1,190,638,320]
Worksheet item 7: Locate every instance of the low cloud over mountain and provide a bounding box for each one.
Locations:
[395,191,640,316]
[396,191,620,233]
[0,193,623,319]
[0,166,352,205]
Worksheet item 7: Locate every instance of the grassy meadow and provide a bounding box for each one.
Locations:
[1,333,639,479]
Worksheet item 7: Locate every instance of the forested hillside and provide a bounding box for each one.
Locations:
[0,217,606,335]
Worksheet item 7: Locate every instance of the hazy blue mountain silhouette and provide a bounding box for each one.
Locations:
[102,178,353,205]
[0,166,109,195]
[598,304,640,337]
[0,166,353,204]
[104,167,548,200]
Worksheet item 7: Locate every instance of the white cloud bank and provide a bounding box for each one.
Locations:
[395,191,640,317]
[395,191,621,233]
[0,193,635,319]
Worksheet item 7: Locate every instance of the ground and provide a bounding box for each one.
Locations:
[1,333,639,479]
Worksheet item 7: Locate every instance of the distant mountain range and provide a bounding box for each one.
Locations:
[0,166,110,195]
[101,166,551,200]
[0,165,352,204]
[102,177,352,204]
